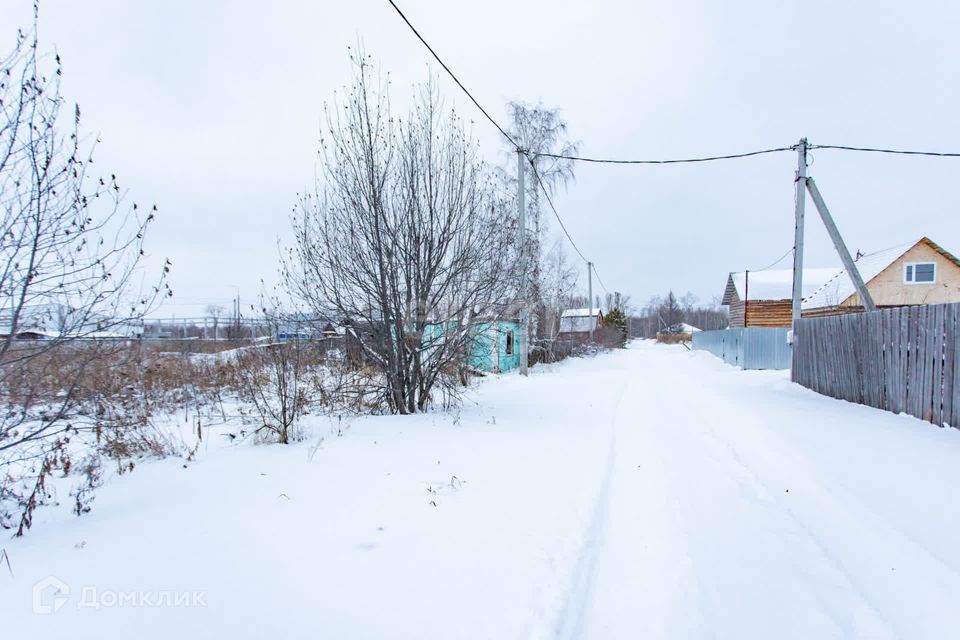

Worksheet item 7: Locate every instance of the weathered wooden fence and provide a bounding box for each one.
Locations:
[792,303,960,428]
[692,328,792,370]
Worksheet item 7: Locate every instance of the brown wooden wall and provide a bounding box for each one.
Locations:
[745,300,792,328]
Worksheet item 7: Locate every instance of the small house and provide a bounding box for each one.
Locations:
[558,308,604,341]
[802,237,960,315]
[344,317,522,374]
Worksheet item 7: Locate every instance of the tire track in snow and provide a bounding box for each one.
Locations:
[548,382,628,640]
[550,434,616,640]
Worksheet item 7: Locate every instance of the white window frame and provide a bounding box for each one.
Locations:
[904,261,936,284]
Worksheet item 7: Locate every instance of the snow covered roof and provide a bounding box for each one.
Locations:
[801,238,960,309]
[679,323,701,333]
[560,308,603,318]
[724,268,840,303]
[558,308,603,334]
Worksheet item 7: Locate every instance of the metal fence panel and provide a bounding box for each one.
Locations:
[692,328,791,370]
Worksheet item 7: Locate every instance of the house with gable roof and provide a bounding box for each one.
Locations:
[721,237,960,327]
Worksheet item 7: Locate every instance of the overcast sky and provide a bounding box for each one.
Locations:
[4,0,959,316]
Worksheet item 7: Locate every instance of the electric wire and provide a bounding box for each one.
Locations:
[387,2,960,301]
[527,157,610,296]
[527,157,589,264]
[534,146,796,165]
[809,144,960,157]
[751,247,795,272]
[385,0,519,148]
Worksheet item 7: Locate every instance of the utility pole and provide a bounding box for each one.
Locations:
[805,178,877,311]
[791,138,807,326]
[517,149,528,376]
[588,261,594,343]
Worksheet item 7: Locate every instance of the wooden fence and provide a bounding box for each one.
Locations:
[792,303,960,428]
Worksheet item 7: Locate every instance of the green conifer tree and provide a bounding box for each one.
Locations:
[605,308,629,348]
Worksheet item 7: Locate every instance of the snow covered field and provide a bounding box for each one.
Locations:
[4,341,960,639]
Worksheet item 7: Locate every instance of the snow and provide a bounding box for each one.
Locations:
[728,268,840,301]
[561,308,602,318]
[4,342,960,639]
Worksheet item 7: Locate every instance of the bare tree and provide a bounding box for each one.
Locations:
[504,102,579,340]
[0,18,169,533]
[540,239,579,339]
[205,303,225,340]
[285,55,518,414]
[235,300,317,444]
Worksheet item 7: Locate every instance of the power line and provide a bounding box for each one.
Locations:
[751,247,794,272]
[591,264,611,296]
[809,144,960,158]
[527,157,610,296]
[385,0,519,148]
[534,146,796,165]
[527,157,588,263]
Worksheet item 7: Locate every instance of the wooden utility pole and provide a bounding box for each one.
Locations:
[517,149,528,376]
[588,261,594,343]
[791,137,876,324]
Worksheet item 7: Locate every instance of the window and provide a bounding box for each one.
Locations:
[505,331,514,355]
[904,262,936,284]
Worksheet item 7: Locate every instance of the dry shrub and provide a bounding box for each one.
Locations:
[656,332,692,345]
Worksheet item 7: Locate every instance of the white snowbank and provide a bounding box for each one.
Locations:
[4,343,960,639]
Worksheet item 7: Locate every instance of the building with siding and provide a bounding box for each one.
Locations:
[721,268,838,328]
[558,308,604,342]
[469,319,521,373]
[722,237,960,327]
[802,237,960,316]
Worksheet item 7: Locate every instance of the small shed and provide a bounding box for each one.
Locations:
[558,308,604,342]
[470,319,521,373]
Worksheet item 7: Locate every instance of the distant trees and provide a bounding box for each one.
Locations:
[629,291,728,338]
[285,55,518,414]
[660,291,685,329]
[0,19,169,533]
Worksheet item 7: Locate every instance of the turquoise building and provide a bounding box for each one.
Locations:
[468,319,522,373]
[397,317,523,375]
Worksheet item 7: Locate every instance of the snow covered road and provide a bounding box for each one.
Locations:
[580,345,960,640]
[4,341,960,639]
